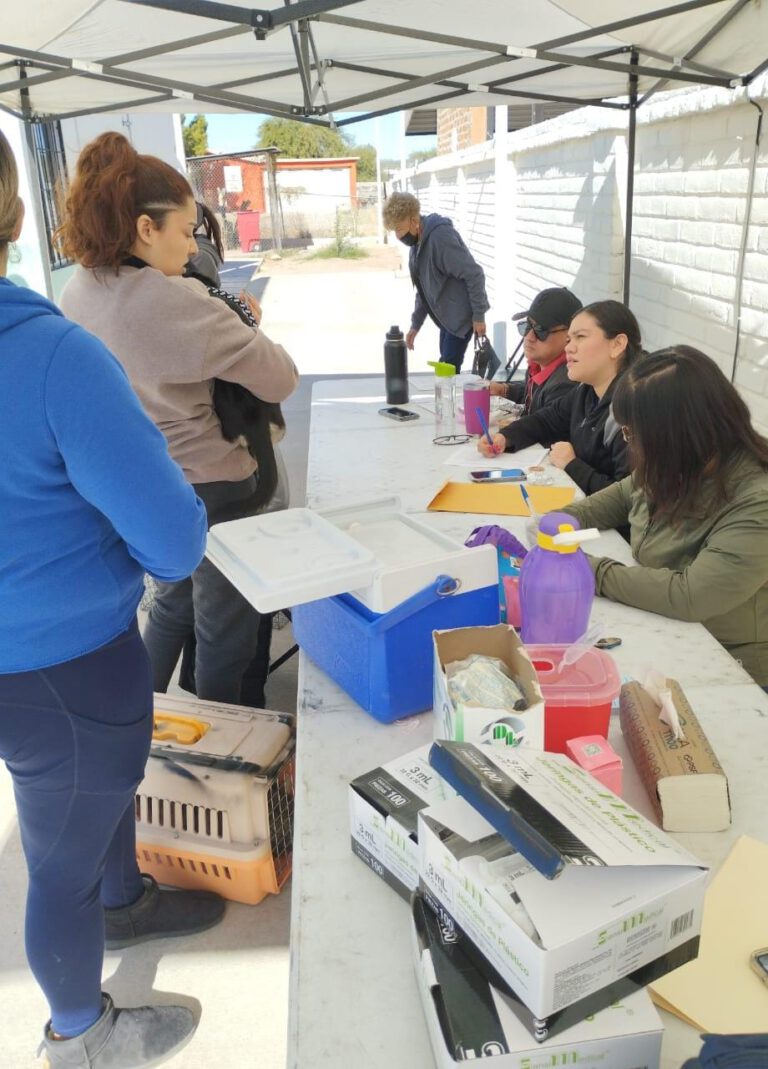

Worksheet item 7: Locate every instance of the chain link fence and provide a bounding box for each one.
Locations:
[186,152,380,255]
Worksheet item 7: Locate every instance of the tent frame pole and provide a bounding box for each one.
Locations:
[17,64,53,297]
[623,50,639,306]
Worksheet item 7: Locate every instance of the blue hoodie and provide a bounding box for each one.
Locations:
[0,278,208,673]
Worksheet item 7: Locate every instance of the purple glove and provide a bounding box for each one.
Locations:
[465,524,528,559]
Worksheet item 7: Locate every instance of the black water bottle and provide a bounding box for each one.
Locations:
[384,325,409,404]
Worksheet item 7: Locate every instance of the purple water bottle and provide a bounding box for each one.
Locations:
[519,512,596,644]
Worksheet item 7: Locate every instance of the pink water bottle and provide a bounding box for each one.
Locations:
[519,512,598,644]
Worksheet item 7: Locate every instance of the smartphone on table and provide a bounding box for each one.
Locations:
[470,469,526,482]
[379,407,419,422]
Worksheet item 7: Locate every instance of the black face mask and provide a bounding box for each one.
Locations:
[398,231,418,247]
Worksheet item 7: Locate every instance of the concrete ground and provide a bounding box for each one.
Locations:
[0,250,444,1068]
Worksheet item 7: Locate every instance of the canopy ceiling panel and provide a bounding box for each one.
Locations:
[0,0,765,123]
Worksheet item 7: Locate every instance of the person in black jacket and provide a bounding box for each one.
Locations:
[478,300,643,495]
[489,287,581,416]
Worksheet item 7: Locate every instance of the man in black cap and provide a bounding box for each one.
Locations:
[490,287,581,416]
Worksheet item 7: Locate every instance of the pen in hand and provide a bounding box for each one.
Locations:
[475,406,501,454]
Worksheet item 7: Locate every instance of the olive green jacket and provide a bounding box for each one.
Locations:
[564,453,768,685]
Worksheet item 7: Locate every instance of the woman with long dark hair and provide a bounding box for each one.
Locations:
[478,300,643,494]
[564,345,768,685]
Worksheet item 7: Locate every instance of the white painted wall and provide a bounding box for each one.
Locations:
[401,77,768,430]
[0,112,51,295]
[630,83,768,428]
[60,113,186,174]
[276,165,352,214]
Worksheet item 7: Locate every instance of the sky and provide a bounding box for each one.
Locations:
[202,111,436,160]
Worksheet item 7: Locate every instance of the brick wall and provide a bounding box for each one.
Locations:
[510,126,626,314]
[630,85,768,428]
[437,107,488,155]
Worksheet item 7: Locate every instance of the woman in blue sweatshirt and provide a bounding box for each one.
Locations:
[0,133,215,1069]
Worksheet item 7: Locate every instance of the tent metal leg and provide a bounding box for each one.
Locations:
[623,52,639,307]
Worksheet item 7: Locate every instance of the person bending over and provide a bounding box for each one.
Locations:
[479,300,643,495]
[562,346,768,686]
[383,191,489,371]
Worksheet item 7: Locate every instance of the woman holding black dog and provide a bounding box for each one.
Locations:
[60,132,299,705]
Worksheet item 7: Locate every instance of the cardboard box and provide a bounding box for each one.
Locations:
[419,742,707,1025]
[619,680,731,832]
[433,625,545,749]
[349,745,452,899]
[411,892,664,1066]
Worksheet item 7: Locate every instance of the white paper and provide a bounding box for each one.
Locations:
[442,441,549,470]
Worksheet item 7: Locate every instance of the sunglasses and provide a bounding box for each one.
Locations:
[516,320,567,342]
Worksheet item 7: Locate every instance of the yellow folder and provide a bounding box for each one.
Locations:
[427,481,575,517]
[650,836,768,1032]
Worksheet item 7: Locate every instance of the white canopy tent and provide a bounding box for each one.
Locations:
[1,0,767,298]
[1,1,767,124]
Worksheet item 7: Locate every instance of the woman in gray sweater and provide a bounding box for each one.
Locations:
[60,132,299,705]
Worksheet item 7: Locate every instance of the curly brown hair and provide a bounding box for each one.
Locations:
[382,191,420,230]
[56,132,193,270]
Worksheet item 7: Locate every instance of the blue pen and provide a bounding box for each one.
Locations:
[520,484,532,514]
[475,406,496,451]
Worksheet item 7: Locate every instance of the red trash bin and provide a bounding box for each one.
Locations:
[236,210,261,252]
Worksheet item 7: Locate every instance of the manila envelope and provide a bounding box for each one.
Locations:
[427,481,575,517]
[650,835,768,1032]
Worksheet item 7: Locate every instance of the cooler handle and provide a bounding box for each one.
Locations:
[366,574,460,635]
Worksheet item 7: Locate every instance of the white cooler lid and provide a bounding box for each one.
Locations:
[205,505,380,614]
[206,496,496,615]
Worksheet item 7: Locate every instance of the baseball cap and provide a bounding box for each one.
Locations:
[512,287,582,329]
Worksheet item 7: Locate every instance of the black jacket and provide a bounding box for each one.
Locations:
[504,359,576,416]
[500,378,628,495]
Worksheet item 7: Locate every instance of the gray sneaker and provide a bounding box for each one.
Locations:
[40,994,195,1069]
[105,875,225,950]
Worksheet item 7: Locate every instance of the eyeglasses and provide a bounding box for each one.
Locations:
[516,320,567,342]
[621,426,633,443]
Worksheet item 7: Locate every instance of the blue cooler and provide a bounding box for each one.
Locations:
[205,498,499,722]
[292,574,498,722]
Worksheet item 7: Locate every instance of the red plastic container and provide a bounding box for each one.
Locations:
[525,645,621,754]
